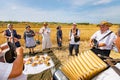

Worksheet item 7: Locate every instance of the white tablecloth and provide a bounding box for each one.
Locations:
[23,54,54,75]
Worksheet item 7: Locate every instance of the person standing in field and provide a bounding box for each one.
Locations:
[90,21,116,57]
[3,23,21,47]
[39,22,52,50]
[56,25,62,49]
[69,23,80,56]
[23,25,36,55]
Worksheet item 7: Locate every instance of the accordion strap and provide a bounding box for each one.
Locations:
[99,31,113,41]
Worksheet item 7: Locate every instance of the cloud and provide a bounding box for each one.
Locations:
[93,0,112,5]
[69,0,94,6]
[66,0,113,7]
[79,5,120,23]
[0,0,120,23]
[0,4,71,22]
[0,4,120,23]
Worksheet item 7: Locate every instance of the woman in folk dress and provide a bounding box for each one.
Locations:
[24,26,36,54]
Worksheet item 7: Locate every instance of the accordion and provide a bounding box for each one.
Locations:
[53,50,107,80]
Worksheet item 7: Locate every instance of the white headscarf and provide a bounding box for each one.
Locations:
[7,24,13,29]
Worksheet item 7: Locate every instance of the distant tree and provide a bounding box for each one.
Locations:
[77,23,90,25]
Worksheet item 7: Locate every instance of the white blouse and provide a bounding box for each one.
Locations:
[39,26,51,39]
[69,29,80,45]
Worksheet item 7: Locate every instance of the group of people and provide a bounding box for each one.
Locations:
[0,22,62,79]
[67,21,120,58]
[0,21,120,79]
[2,22,81,56]
[24,22,53,55]
[23,22,62,53]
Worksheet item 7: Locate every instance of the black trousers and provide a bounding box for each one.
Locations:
[69,44,79,56]
[57,38,62,47]
[91,47,111,57]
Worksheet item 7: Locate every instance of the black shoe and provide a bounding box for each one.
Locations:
[75,54,78,56]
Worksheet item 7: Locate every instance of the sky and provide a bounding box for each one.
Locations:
[0,0,120,24]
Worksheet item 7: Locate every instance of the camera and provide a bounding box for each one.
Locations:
[0,42,16,63]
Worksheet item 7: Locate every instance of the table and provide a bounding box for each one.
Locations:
[26,51,61,80]
[23,54,54,75]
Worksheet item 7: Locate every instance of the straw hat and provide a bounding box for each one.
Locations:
[97,21,113,27]
[43,22,48,26]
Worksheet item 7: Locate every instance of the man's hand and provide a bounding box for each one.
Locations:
[42,29,45,33]
[59,38,62,42]
[16,47,23,56]
[89,42,94,47]
[8,47,24,78]
[89,39,94,47]
[73,33,76,36]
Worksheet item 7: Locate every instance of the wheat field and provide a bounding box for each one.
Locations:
[0,22,120,62]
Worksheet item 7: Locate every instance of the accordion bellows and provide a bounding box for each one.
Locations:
[60,50,107,80]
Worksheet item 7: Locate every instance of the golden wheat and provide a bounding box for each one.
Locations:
[0,23,120,62]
